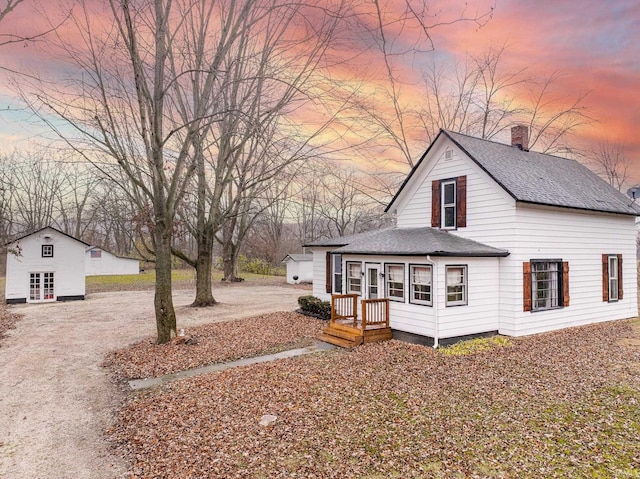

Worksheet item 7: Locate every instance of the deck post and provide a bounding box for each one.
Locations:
[362,299,367,330]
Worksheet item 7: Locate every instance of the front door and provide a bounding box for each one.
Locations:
[29,272,55,302]
[366,264,380,299]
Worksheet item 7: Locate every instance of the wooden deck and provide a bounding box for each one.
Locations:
[320,294,393,348]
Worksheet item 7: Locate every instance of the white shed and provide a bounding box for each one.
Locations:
[85,247,139,276]
[281,253,313,284]
[5,226,89,304]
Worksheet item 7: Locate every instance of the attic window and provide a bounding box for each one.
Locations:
[42,245,54,258]
[431,176,467,229]
[444,148,453,161]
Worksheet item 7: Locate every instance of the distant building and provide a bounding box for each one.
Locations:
[5,226,88,303]
[281,253,313,284]
[85,246,139,276]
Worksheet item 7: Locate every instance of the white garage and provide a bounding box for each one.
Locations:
[85,247,139,276]
[5,226,89,304]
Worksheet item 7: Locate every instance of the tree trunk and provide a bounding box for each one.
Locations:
[222,240,240,282]
[154,224,177,344]
[192,231,216,306]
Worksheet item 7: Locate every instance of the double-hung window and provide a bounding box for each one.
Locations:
[446,265,467,306]
[531,260,562,311]
[432,176,466,229]
[410,265,432,306]
[608,255,619,302]
[346,262,362,294]
[441,180,457,229]
[385,264,404,301]
[332,254,343,294]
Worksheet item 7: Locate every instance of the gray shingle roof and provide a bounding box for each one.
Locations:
[387,130,640,216]
[317,227,509,257]
[304,228,393,248]
[445,130,640,216]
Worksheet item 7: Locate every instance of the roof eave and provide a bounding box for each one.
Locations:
[516,200,640,217]
[5,226,91,247]
[442,130,520,202]
[335,250,510,258]
[385,130,447,213]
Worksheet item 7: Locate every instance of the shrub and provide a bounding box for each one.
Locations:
[439,336,512,356]
[238,255,286,276]
[298,295,331,320]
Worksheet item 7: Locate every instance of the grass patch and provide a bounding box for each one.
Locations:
[439,335,512,356]
[85,268,287,293]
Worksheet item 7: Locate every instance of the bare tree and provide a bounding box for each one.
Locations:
[170,0,350,303]
[21,0,261,343]
[588,140,630,191]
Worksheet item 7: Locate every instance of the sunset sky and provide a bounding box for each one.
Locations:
[1,0,640,186]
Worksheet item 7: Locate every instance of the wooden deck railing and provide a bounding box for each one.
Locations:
[362,298,390,330]
[331,294,358,326]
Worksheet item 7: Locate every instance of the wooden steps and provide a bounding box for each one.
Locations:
[320,324,392,348]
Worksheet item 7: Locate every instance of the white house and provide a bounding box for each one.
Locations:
[85,246,140,276]
[307,127,639,347]
[281,253,313,284]
[5,226,89,304]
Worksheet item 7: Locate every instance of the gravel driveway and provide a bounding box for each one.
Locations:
[0,284,306,479]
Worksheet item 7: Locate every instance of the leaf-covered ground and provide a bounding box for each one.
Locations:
[0,305,20,347]
[104,311,325,380]
[109,319,640,478]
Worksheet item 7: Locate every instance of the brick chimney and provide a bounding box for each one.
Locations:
[511,125,529,151]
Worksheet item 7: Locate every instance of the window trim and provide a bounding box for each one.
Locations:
[530,259,564,312]
[409,264,432,306]
[41,244,54,258]
[384,263,405,302]
[346,261,362,295]
[441,179,457,229]
[445,265,467,307]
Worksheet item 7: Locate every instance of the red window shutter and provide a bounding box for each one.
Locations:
[431,180,440,227]
[562,261,570,307]
[617,254,623,300]
[457,175,467,228]
[325,252,332,294]
[523,262,531,312]
[602,254,609,302]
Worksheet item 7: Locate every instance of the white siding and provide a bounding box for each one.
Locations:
[6,228,86,302]
[394,137,516,236]
[310,248,332,301]
[85,248,139,276]
[436,257,501,339]
[336,255,501,340]
[503,205,638,336]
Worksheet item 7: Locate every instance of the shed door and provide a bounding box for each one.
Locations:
[29,272,55,302]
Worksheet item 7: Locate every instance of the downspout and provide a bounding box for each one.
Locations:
[427,255,439,349]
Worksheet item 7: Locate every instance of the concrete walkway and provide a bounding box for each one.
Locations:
[129,341,336,390]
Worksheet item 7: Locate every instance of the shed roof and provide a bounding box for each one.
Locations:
[6,226,90,247]
[387,129,640,216]
[281,253,313,263]
[309,227,509,257]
